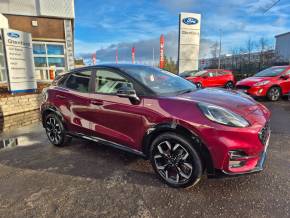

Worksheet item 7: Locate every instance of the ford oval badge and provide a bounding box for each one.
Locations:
[182,17,198,25]
[7,32,20,38]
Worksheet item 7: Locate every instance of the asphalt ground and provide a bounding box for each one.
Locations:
[0,100,289,218]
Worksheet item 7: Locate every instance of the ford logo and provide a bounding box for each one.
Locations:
[182,17,198,25]
[7,32,20,38]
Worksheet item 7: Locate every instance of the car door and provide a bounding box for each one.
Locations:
[204,71,217,87]
[55,69,95,135]
[88,68,145,150]
[279,69,290,95]
[215,70,226,86]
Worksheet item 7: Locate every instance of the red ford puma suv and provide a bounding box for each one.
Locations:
[41,64,271,188]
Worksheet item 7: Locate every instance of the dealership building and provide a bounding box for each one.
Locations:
[0,0,75,83]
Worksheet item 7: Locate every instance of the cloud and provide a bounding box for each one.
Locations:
[77,31,215,64]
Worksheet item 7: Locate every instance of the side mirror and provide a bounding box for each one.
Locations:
[280,75,289,80]
[116,85,140,104]
[202,76,208,79]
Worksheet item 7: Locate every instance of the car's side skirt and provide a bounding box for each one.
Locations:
[68,132,146,158]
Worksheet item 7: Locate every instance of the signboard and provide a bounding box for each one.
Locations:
[2,28,37,93]
[64,19,74,70]
[178,12,201,73]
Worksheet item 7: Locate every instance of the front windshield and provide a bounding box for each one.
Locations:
[254,67,286,77]
[121,65,196,96]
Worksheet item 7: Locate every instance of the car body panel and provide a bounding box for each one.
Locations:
[186,69,235,88]
[41,64,271,176]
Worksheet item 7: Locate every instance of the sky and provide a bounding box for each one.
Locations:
[74,0,290,64]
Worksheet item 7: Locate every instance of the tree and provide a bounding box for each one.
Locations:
[163,56,178,74]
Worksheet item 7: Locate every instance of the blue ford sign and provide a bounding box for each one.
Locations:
[182,17,198,25]
[7,32,20,38]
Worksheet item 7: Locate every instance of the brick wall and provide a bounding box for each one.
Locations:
[0,94,42,133]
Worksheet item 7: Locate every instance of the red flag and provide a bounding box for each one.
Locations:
[160,34,165,69]
[92,53,96,65]
[132,47,135,64]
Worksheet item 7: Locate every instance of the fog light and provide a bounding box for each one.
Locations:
[229,150,247,168]
[258,88,263,94]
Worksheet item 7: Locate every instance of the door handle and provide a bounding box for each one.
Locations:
[90,100,103,106]
[56,95,66,99]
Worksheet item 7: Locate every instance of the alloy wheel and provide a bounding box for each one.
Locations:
[196,83,202,89]
[268,87,280,101]
[45,117,63,144]
[225,82,234,89]
[153,140,193,184]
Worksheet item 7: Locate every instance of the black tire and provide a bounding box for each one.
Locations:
[150,132,203,188]
[267,86,281,101]
[225,81,234,89]
[195,82,202,89]
[44,113,71,147]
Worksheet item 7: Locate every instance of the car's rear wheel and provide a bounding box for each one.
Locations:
[267,86,281,101]
[225,81,234,89]
[150,133,203,188]
[195,82,202,89]
[44,113,71,147]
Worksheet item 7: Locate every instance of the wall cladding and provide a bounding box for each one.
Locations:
[0,94,42,133]
[0,0,74,19]
[0,94,41,117]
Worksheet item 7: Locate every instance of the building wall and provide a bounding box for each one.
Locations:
[275,33,290,62]
[4,15,65,41]
[0,0,74,19]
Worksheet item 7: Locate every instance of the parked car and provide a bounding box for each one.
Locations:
[41,64,271,188]
[186,69,235,89]
[179,70,198,78]
[236,66,290,101]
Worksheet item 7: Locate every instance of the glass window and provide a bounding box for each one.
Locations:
[96,70,131,94]
[0,69,7,82]
[48,57,65,67]
[65,71,92,92]
[34,57,47,67]
[121,65,196,96]
[255,67,287,77]
[33,44,46,54]
[47,44,64,55]
[284,70,290,76]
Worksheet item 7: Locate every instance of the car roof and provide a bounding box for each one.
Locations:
[72,63,148,72]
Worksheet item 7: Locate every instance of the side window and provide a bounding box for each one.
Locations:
[284,70,290,76]
[217,71,224,76]
[208,71,216,77]
[65,71,92,92]
[96,69,133,94]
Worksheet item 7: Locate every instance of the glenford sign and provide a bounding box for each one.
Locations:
[2,28,36,93]
[178,12,201,73]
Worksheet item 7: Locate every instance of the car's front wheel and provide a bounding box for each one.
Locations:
[225,81,234,89]
[44,113,71,147]
[150,133,203,188]
[267,86,281,101]
[195,82,202,89]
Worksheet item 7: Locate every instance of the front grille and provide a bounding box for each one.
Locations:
[259,122,270,145]
[236,85,251,90]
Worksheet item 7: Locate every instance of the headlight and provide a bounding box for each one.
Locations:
[198,102,250,127]
[253,80,270,86]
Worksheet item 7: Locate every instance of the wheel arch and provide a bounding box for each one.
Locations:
[41,106,66,129]
[142,122,215,175]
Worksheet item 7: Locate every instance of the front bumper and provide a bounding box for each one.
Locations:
[236,85,269,97]
[222,130,270,176]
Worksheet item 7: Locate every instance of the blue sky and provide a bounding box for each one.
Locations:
[74,0,290,63]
